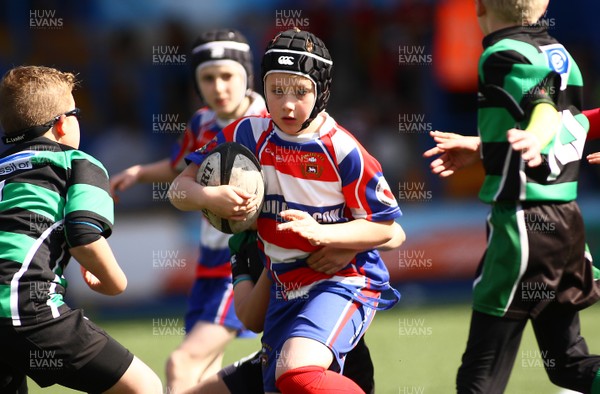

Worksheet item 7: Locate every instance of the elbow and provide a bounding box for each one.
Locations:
[114,282,127,296]
[243,318,264,334]
[248,325,264,334]
[379,223,406,251]
[106,277,128,296]
[167,182,185,210]
[396,226,407,247]
[104,288,123,296]
[168,179,200,212]
[236,309,264,333]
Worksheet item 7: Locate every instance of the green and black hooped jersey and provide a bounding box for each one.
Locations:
[0,138,113,326]
[478,26,587,203]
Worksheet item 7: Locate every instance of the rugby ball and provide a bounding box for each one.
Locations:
[196,142,264,234]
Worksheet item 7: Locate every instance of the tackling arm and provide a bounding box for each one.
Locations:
[307,221,406,274]
[277,209,396,250]
[233,269,271,333]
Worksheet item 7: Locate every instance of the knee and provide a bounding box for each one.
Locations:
[120,357,163,394]
[546,369,575,391]
[545,361,590,393]
[167,348,192,371]
[276,366,364,393]
[456,363,500,394]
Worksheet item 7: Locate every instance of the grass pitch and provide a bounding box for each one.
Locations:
[27,302,600,393]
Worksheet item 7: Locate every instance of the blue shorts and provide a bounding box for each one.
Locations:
[260,284,379,392]
[185,277,255,338]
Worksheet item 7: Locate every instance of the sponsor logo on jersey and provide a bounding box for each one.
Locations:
[540,44,570,90]
[0,155,34,175]
[313,207,342,223]
[278,56,294,65]
[544,46,568,74]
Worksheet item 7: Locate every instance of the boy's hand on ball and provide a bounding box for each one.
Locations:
[205,185,259,221]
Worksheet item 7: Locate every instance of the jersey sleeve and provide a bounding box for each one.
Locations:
[171,125,195,172]
[334,133,401,222]
[171,111,203,171]
[64,153,114,246]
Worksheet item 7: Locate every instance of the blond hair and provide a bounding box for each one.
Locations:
[0,66,77,134]
[482,0,548,25]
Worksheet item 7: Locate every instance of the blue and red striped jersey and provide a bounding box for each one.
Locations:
[186,112,401,295]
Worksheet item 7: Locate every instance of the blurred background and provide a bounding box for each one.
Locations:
[2,0,600,315]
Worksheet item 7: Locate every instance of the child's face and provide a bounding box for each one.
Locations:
[196,63,247,119]
[264,72,316,135]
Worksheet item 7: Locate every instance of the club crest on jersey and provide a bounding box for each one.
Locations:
[375,178,396,207]
[301,153,323,178]
[540,44,570,90]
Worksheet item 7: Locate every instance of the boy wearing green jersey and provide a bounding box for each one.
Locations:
[0,66,162,393]
[424,1,600,393]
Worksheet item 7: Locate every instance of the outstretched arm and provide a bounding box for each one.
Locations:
[233,269,271,333]
[423,131,481,177]
[110,158,178,198]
